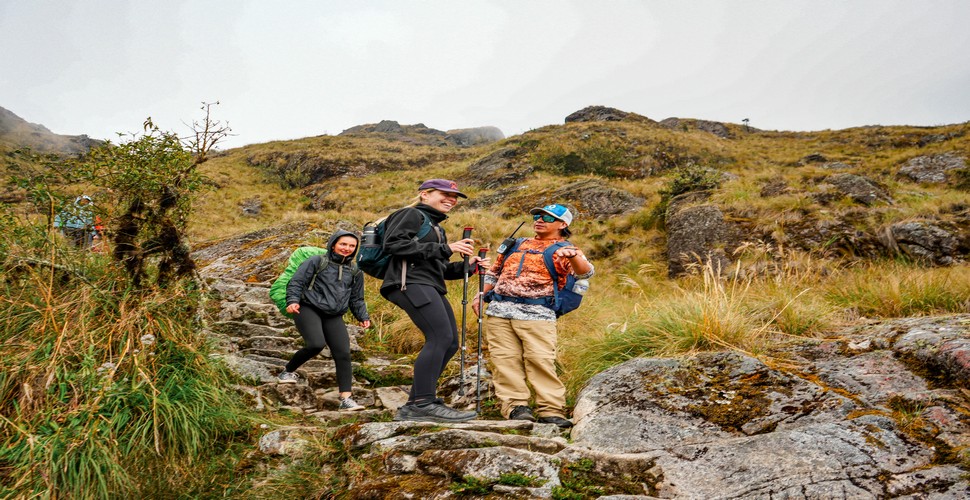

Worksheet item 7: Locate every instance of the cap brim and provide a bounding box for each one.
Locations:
[442,190,468,199]
[530,208,566,223]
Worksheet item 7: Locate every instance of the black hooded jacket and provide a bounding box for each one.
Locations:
[286,230,369,320]
[380,204,467,294]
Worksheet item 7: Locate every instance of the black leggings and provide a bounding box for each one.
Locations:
[286,303,353,393]
[384,285,458,405]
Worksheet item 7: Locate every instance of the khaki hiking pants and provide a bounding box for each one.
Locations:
[485,316,567,419]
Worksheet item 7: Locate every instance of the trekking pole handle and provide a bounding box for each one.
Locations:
[477,248,488,271]
[462,227,473,240]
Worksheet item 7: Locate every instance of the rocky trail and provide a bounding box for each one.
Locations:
[195,228,970,499]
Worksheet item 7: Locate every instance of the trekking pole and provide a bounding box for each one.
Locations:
[458,226,473,396]
[476,247,487,414]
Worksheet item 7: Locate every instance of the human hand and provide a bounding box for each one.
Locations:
[470,256,491,269]
[361,319,371,328]
[471,292,483,316]
[449,238,475,256]
[555,246,584,259]
[286,303,300,314]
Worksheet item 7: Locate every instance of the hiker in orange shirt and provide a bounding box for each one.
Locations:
[474,204,594,429]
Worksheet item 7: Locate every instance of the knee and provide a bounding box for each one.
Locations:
[329,347,351,363]
[302,342,326,355]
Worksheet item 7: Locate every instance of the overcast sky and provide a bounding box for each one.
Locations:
[2,1,969,149]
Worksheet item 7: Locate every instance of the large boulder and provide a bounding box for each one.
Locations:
[897,153,967,184]
[571,316,970,498]
[880,220,961,265]
[666,202,734,277]
[819,173,894,206]
[463,146,534,189]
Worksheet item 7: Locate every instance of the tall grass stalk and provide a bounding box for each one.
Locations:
[562,262,779,396]
[1,239,252,498]
[825,262,970,318]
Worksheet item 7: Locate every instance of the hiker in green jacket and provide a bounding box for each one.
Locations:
[278,229,370,412]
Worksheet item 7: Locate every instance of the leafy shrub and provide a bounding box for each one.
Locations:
[649,162,724,227]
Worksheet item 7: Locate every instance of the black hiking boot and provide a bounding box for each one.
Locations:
[537,415,573,429]
[509,405,536,422]
[393,402,476,423]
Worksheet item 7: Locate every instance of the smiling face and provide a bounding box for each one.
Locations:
[332,235,358,257]
[420,189,460,213]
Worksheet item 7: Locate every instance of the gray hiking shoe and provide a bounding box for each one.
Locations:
[338,397,365,412]
[393,402,476,423]
[277,371,299,384]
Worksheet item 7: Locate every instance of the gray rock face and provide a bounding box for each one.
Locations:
[666,203,733,277]
[898,152,967,184]
[546,179,645,220]
[570,317,970,498]
[464,146,535,189]
[823,173,894,206]
[882,220,960,265]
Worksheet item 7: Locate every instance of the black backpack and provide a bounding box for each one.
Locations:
[356,210,432,278]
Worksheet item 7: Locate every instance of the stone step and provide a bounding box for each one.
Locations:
[238,336,302,352]
[209,279,272,305]
[217,301,291,328]
[211,321,295,338]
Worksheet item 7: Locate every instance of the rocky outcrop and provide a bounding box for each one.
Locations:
[463,146,535,189]
[472,178,643,223]
[0,105,102,155]
[666,200,735,277]
[881,220,961,265]
[339,120,503,147]
[897,153,967,184]
[817,173,894,206]
[659,117,733,139]
[570,315,970,497]
[565,105,646,123]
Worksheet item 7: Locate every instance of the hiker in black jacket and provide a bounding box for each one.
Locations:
[381,179,488,422]
[279,229,370,412]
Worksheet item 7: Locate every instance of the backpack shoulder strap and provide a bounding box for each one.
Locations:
[542,241,571,294]
[493,237,527,275]
[415,210,433,240]
[307,255,329,290]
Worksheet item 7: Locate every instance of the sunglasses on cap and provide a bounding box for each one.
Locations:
[533,214,560,223]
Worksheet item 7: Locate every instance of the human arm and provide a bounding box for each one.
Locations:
[284,256,320,312]
[555,245,594,278]
[349,270,370,324]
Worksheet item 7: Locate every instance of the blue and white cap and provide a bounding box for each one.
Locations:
[530,204,573,225]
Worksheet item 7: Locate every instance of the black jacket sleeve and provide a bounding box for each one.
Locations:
[383,208,452,260]
[349,271,369,321]
[285,255,320,306]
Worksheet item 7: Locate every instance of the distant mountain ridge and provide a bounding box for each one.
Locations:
[0,105,102,155]
[340,119,503,147]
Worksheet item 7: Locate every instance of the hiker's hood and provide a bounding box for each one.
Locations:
[327,229,359,264]
[74,195,92,206]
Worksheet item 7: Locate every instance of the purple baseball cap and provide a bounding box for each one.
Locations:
[419,178,467,198]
